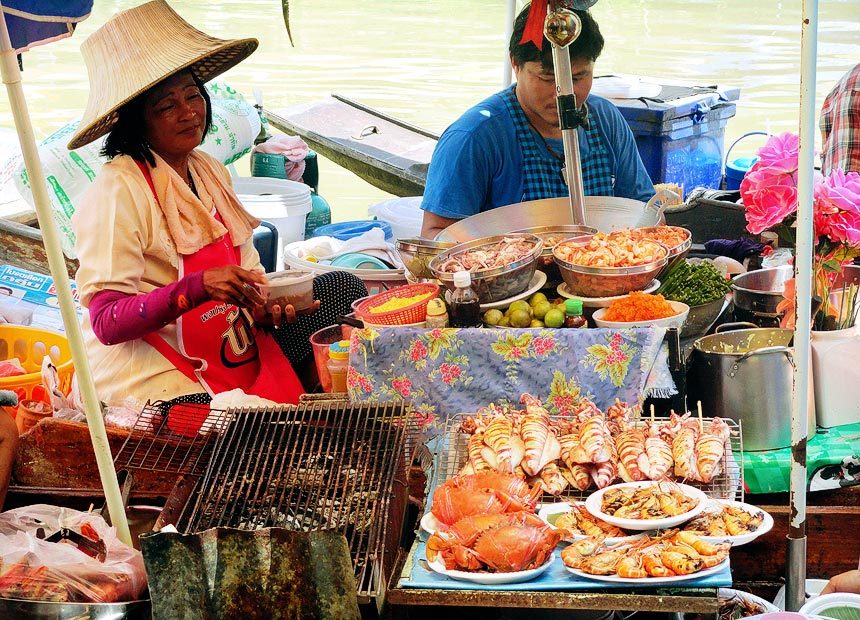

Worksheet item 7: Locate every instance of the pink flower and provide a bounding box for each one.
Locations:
[439,363,462,385]
[391,377,412,398]
[741,162,799,234]
[814,169,860,247]
[756,132,800,174]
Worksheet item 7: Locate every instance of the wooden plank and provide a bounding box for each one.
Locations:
[265,96,437,197]
[0,217,77,277]
[731,503,860,585]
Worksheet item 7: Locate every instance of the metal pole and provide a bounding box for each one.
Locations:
[503,0,516,88]
[787,0,818,610]
[551,44,586,225]
[0,5,132,545]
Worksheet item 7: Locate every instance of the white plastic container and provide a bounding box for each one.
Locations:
[264,270,315,311]
[811,326,860,428]
[231,177,312,268]
[367,196,424,241]
[799,592,860,618]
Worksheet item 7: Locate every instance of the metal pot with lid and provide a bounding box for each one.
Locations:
[687,322,815,451]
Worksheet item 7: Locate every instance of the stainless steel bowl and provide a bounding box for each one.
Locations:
[680,295,729,339]
[395,238,455,280]
[512,224,598,285]
[429,233,543,303]
[0,597,151,619]
[635,226,693,279]
[553,238,668,298]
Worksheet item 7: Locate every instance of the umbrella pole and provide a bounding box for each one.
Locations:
[0,6,132,545]
[502,0,515,88]
[786,0,818,610]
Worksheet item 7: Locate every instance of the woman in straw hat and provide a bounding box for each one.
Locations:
[69,1,366,407]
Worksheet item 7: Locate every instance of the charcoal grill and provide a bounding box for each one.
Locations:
[148,398,416,603]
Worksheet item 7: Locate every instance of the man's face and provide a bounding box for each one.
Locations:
[512,57,595,132]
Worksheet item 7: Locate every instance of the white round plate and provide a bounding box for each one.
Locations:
[427,551,555,585]
[556,279,660,307]
[537,502,646,545]
[479,270,548,310]
[718,589,780,615]
[685,500,774,546]
[584,481,708,531]
[565,557,729,584]
[420,512,442,536]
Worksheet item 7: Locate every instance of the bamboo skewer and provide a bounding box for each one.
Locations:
[697,401,704,433]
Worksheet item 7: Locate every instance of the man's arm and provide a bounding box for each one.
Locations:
[421,211,460,239]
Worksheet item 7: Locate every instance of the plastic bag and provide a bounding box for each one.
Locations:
[3,82,260,258]
[0,504,147,603]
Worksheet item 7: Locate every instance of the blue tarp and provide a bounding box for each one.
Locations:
[2,1,92,54]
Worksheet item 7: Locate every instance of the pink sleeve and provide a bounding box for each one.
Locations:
[88,272,208,345]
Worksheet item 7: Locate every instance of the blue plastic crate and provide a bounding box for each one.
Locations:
[607,81,740,194]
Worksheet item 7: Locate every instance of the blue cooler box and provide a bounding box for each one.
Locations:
[608,81,740,193]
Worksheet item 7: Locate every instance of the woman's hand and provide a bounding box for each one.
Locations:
[254,299,321,328]
[202,266,267,309]
[821,569,860,595]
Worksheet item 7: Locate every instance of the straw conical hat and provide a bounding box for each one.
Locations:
[68,0,258,150]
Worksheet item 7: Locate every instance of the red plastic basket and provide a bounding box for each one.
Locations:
[354,283,440,326]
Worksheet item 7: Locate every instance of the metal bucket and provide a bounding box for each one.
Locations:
[435,190,676,243]
[687,322,815,451]
[731,265,792,327]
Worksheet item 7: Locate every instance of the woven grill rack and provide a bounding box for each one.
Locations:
[434,413,744,504]
[116,398,418,602]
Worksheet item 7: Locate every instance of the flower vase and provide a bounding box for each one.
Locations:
[811,325,860,428]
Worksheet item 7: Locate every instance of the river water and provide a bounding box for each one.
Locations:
[0,0,858,220]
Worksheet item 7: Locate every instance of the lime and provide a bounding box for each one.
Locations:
[509,308,532,328]
[483,309,504,326]
[532,300,552,320]
[530,319,545,328]
[544,308,565,329]
[498,316,511,327]
[508,300,532,316]
[528,292,548,307]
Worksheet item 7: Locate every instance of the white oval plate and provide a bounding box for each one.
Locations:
[538,502,647,545]
[565,557,728,584]
[556,279,660,306]
[718,588,780,615]
[685,500,774,546]
[584,481,708,531]
[479,270,548,311]
[427,551,555,585]
[420,512,442,536]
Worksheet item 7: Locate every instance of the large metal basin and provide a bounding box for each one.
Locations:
[731,265,793,327]
[436,194,668,243]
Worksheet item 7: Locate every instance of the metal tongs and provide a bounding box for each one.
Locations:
[36,526,107,562]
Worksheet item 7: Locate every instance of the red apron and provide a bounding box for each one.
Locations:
[135,161,303,403]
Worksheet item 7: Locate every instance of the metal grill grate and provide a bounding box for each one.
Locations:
[435,414,744,504]
[172,400,415,600]
[114,401,232,476]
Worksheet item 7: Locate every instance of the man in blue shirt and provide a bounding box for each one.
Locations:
[420,5,654,238]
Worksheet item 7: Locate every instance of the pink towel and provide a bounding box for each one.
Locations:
[253,135,309,182]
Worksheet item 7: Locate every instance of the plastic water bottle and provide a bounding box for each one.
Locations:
[449,271,482,328]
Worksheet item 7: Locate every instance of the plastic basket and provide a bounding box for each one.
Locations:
[354,283,439,326]
[0,325,74,404]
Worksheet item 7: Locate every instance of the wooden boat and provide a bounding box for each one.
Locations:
[264,94,437,198]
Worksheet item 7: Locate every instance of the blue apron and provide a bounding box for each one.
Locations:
[500,85,614,202]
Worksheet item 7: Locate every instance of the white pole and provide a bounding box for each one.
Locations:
[787,0,817,611]
[0,6,132,546]
[503,0,516,88]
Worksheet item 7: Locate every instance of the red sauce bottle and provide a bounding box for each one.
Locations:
[564,299,587,328]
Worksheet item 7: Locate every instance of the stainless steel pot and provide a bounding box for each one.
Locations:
[731,265,792,327]
[435,190,676,243]
[687,322,815,451]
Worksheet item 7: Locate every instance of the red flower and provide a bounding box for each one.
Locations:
[508,346,526,359]
[532,337,556,356]
[391,377,412,398]
[409,340,428,362]
[439,363,462,385]
[610,332,623,349]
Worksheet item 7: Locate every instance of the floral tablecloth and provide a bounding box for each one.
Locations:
[347,326,676,434]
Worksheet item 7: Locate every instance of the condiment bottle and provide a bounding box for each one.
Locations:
[327,340,350,392]
[425,298,449,328]
[449,271,482,328]
[564,299,587,328]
